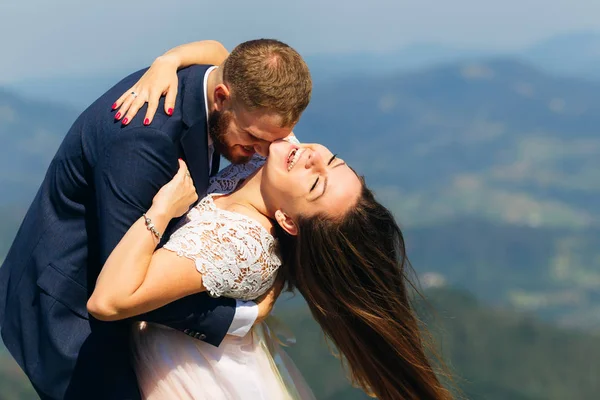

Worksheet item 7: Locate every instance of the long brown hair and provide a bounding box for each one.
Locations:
[277,181,452,400]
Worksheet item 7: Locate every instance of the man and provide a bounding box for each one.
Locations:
[0,39,311,399]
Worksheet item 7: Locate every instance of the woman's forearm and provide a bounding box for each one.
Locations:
[88,206,172,319]
[157,40,229,69]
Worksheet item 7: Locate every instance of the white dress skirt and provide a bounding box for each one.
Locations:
[131,318,315,400]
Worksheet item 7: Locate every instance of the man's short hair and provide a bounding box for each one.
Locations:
[223,39,312,127]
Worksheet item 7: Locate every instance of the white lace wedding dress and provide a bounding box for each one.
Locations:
[130,156,315,400]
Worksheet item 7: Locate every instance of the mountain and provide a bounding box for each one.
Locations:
[5,71,129,110]
[282,288,600,400]
[304,43,492,81]
[6,58,599,229]
[416,288,600,400]
[0,89,79,205]
[406,219,600,329]
[297,58,600,228]
[3,288,600,400]
[8,31,600,109]
[522,32,600,81]
[306,31,600,83]
[0,204,24,264]
[2,45,492,108]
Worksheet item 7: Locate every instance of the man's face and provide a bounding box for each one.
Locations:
[208,105,294,164]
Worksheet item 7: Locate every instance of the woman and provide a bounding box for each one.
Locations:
[89,41,453,400]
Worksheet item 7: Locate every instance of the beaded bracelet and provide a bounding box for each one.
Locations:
[142,213,163,241]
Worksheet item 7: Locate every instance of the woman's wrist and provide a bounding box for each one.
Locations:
[146,204,174,224]
[154,53,182,70]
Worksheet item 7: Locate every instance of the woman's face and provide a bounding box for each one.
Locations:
[261,140,362,235]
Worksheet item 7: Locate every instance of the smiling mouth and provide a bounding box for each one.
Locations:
[287,147,305,171]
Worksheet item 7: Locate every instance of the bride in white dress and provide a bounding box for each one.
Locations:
[131,153,313,400]
[131,151,315,400]
[87,139,362,399]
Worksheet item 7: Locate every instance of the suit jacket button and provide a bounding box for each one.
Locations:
[199,334,207,340]
[194,332,201,339]
[183,329,190,334]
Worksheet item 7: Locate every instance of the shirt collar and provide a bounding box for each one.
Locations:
[204,66,218,147]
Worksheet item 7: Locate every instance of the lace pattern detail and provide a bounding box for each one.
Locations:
[207,155,265,195]
[163,154,280,301]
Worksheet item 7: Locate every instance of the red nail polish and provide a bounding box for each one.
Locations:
[178,158,183,161]
[111,103,117,110]
[167,108,173,116]
[122,118,129,125]
[115,112,121,120]
[144,118,150,125]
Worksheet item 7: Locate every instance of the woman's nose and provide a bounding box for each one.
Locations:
[307,151,326,172]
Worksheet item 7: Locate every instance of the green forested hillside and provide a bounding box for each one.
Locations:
[406,219,600,328]
[417,289,600,400]
[277,288,600,400]
[3,288,600,400]
[0,347,36,400]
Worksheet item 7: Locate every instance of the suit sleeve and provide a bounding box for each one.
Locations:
[94,127,235,346]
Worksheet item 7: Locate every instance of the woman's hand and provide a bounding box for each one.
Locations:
[113,40,229,126]
[113,55,180,126]
[254,276,285,325]
[151,159,198,219]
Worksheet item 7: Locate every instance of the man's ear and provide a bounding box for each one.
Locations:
[275,210,298,236]
[213,83,231,111]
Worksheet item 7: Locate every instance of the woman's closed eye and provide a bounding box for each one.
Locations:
[310,154,337,192]
[310,178,319,192]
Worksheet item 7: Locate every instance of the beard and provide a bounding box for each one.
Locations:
[208,109,252,165]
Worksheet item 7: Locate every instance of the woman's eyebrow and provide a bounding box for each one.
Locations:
[311,161,346,202]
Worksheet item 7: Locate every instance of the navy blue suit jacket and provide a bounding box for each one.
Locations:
[0,65,235,399]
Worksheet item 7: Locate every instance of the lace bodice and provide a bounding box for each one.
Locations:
[163,155,279,301]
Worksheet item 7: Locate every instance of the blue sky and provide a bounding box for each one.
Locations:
[1,0,599,83]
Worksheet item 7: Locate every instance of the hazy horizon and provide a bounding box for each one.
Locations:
[2,0,600,83]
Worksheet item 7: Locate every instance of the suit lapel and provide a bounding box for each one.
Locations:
[210,150,221,177]
[178,65,213,197]
[180,122,210,197]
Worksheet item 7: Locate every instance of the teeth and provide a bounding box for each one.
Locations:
[287,148,305,171]
[288,148,297,161]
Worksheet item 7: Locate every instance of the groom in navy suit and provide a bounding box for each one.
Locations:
[0,39,311,399]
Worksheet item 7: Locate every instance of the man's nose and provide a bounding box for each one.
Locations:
[254,141,270,157]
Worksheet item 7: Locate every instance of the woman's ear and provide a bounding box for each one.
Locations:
[275,210,298,236]
[213,83,230,111]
